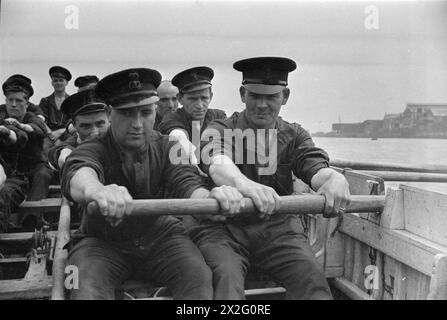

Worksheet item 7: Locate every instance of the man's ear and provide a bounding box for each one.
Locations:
[177,92,183,105]
[239,86,246,103]
[209,88,214,101]
[281,87,290,105]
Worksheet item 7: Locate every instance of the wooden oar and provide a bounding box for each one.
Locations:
[330,159,447,174]
[51,197,71,300]
[87,194,385,216]
[359,170,447,182]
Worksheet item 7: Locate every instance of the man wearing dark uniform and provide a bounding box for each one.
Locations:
[1,77,54,229]
[158,66,226,164]
[0,74,46,122]
[38,66,72,144]
[191,57,351,300]
[74,75,99,92]
[154,80,179,130]
[0,148,28,233]
[61,67,244,300]
[48,88,110,171]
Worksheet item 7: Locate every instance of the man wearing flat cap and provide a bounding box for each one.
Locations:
[158,66,226,164]
[191,57,351,299]
[61,67,244,299]
[39,66,72,145]
[1,77,55,230]
[154,80,179,130]
[74,75,99,92]
[48,88,110,171]
[0,75,46,122]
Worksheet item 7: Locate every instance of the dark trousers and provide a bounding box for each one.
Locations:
[189,215,332,300]
[0,175,28,232]
[67,222,213,300]
[27,162,54,201]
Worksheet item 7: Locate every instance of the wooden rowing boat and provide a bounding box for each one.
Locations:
[1,163,446,300]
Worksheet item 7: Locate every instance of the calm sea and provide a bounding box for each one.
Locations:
[312,137,447,167]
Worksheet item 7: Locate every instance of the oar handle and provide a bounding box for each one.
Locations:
[86,194,385,216]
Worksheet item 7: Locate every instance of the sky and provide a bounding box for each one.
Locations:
[1,0,447,133]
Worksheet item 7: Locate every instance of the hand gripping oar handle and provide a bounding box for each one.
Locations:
[86,194,385,216]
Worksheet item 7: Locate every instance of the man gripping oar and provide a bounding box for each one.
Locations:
[190,57,351,300]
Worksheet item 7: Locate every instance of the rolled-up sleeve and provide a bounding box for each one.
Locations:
[199,120,234,175]
[61,141,106,202]
[158,112,187,136]
[164,141,209,198]
[290,129,329,186]
[26,114,47,139]
[48,142,76,170]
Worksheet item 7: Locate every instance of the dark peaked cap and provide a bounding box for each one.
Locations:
[2,76,34,98]
[49,66,72,81]
[75,75,99,88]
[172,66,214,93]
[7,74,32,85]
[233,57,297,95]
[95,68,161,109]
[61,88,108,120]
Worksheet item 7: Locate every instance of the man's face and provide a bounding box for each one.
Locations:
[240,86,290,129]
[74,111,110,142]
[179,88,212,121]
[5,91,28,120]
[157,87,178,117]
[51,77,68,92]
[110,104,156,150]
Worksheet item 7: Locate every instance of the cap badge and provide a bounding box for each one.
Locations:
[128,71,142,90]
[190,72,199,81]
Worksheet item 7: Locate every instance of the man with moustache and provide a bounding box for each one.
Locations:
[191,57,351,300]
[61,67,244,299]
[158,67,227,164]
[154,80,179,130]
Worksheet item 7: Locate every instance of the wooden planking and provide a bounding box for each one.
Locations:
[24,255,48,281]
[400,184,447,247]
[427,254,447,299]
[324,266,344,278]
[380,187,404,230]
[0,257,28,264]
[340,213,447,276]
[0,277,52,300]
[330,277,373,300]
[19,198,62,214]
[51,198,72,300]
[340,169,384,222]
[341,233,432,300]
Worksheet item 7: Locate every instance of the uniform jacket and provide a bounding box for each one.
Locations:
[38,93,70,131]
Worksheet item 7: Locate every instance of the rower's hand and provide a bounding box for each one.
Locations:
[206,186,245,222]
[234,178,281,220]
[0,125,10,138]
[4,118,21,128]
[316,173,350,218]
[87,184,133,227]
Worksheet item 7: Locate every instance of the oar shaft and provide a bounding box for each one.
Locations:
[113,194,385,216]
[331,159,447,174]
[51,197,71,300]
[359,170,447,182]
